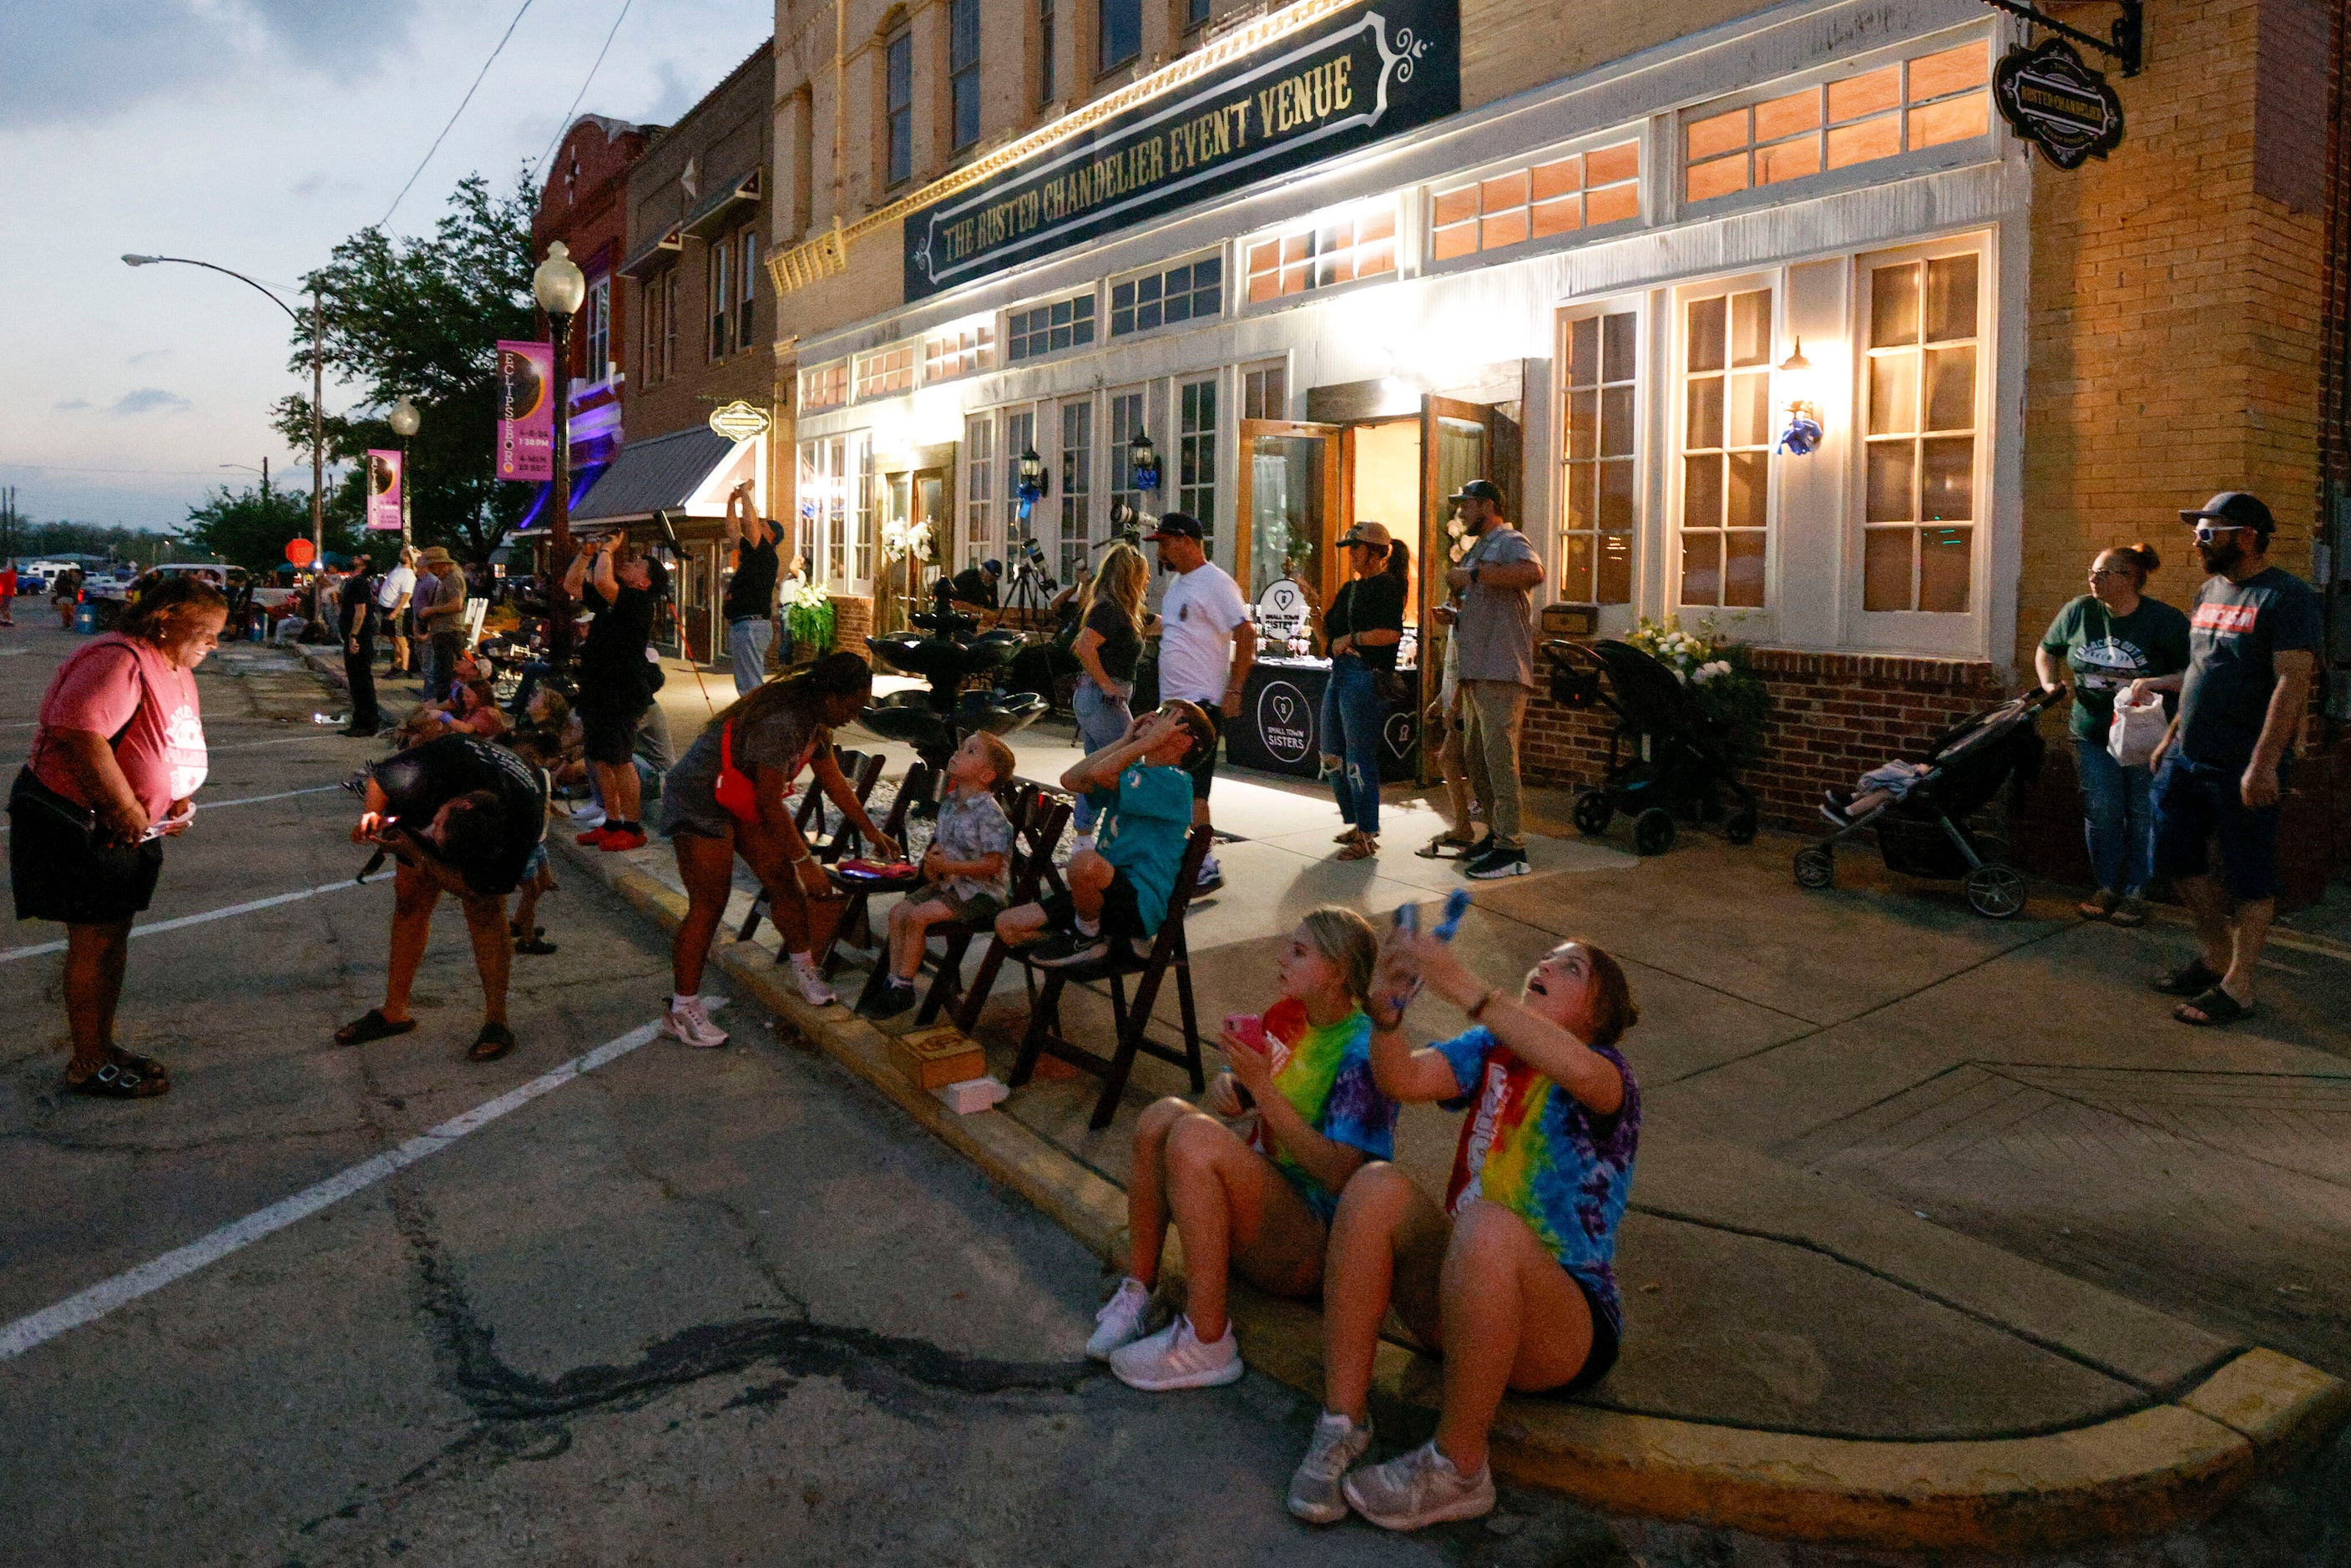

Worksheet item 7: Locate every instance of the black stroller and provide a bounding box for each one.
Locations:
[1792,686,2060,918]
[1544,639,1760,857]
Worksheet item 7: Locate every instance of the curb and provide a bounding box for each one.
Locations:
[554,825,2351,1550]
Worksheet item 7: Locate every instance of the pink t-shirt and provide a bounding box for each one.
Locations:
[32,634,209,822]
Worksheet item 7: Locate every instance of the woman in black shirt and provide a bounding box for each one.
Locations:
[1321,522,1409,858]
[1069,543,1147,846]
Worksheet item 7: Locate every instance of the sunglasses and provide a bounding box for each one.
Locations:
[2191,524,2252,544]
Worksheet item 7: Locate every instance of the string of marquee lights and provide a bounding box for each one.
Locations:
[380,0,540,229]
[530,0,637,181]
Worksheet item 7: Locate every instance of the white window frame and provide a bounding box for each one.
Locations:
[1004,289,1100,364]
[1109,250,1226,339]
[1054,394,1095,588]
[1669,272,1780,616]
[582,276,612,385]
[1240,195,1399,311]
[1107,384,1147,522]
[1555,296,1646,615]
[1427,129,1645,274]
[1175,371,1220,549]
[800,432,875,595]
[963,412,998,570]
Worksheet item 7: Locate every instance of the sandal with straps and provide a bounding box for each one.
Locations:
[2175,986,2253,1027]
[335,1009,418,1047]
[2151,959,2223,998]
[65,1058,169,1100]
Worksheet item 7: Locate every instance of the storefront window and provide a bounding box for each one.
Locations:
[1059,398,1093,584]
[1432,140,1639,263]
[801,432,872,590]
[1684,38,1990,205]
[855,344,917,400]
[801,360,848,412]
[1678,286,1773,609]
[924,322,996,381]
[1863,250,1979,613]
[1008,292,1096,362]
[1004,407,1037,552]
[1560,306,1638,605]
[1243,363,1286,420]
[964,414,996,569]
[1111,255,1222,336]
[1244,200,1396,303]
[1109,389,1145,520]
[1179,377,1218,544]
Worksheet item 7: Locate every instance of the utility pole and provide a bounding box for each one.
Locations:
[311,293,326,567]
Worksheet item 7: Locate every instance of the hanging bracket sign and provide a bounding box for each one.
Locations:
[706,399,771,441]
[1994,38,2125,169]
[902,0,1458,301]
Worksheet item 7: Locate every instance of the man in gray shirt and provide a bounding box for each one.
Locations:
[1442,479,1543,879]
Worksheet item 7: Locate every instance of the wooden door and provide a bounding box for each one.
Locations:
[1418,396,1496,782]
[1232,419,1340,607]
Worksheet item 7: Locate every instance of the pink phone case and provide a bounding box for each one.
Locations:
[1223,1013,1270,1051]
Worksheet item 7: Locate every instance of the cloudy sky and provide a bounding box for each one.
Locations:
[0,0,771,534]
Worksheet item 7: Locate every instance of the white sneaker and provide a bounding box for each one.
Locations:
[1342,1439,1496,1530]
[1069,832,1096,857]
[1108,1313,1243,1391]
[789,959,837,1007]
[568,804,607,828]
[661,995,730,1050]
[1287,1410,1374,1524]
[1084,1277,1152,1360]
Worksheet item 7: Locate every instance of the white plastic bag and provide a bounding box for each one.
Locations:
[2108,687,2166,769]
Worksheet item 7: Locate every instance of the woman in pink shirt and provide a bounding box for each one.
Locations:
[11,573,227,1098]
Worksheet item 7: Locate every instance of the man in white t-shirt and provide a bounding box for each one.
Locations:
[375,546,418,675]
[1143,511,1251,893]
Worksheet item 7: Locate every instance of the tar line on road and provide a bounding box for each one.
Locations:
[0,873,391,965]
[0,1005,720,1362]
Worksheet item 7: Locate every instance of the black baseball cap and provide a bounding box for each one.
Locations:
[2180,491,2274,534]
[1143,511,1204,541]
[981,558,1003,575]
[1447,478,1504,505]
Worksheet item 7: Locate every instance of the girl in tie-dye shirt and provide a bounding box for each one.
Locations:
[1087,908,1397,1398]
[1294,931,1641,1534]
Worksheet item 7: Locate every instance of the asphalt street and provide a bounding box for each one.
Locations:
[1,624,2343,1568]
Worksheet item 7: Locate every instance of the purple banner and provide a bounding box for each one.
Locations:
[495,339,554,482]
[364,448,403,531]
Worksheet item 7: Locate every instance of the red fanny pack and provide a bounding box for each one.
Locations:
[715,721,759,823]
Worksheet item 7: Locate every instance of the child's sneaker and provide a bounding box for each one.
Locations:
[1342,1440,1495,1530]
[1287,1410,1374,1524]
[1029,930,1110,969]
[661,995,730,1049]
[789,958,837,1007]
[1194,854,1225,894]
[1108,1314,1242,1391]
[1084,1277,1152,1360]
[858,979,918,1019]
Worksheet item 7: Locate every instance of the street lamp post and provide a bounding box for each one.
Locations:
[388,396,421,551]
[532,242,587,666]
[124,255,326,569]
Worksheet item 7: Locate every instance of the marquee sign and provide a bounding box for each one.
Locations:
[1994,38,2124,170]
[902,0,1459,301]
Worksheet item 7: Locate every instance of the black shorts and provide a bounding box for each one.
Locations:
[579,691,649,767]
[1185,704,1223,801]
[8,769,165,925]
[1559,1274,1622,1393]
[1040,869,1145,942]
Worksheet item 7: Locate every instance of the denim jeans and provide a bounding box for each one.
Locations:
[2075,737,2153,896]
[1070,675,1131,832]
[728,616,774,695]
[1320,654,1386,837]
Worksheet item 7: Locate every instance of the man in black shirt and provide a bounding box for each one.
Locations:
[722,482,780,695]
[337,555,381,736]
[333,735,550,1061]
[564,533,660,851]
[948,559,1001,611]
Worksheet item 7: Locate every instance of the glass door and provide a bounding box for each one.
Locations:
[1418,395,1494,781]
[912,467,948,612]
[1234,420,1339,649]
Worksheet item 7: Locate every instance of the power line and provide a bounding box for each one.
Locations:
[532,0,637,180]
[380,0,539,230]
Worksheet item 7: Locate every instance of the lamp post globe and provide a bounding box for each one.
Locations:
[533,241,587,316]
[387,396,420,439]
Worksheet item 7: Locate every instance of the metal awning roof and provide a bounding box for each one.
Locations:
[681,167,761,239]
[570,425,741,528]
[618,225,682,278]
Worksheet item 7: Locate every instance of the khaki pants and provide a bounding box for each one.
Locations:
[1461,679,1528,849]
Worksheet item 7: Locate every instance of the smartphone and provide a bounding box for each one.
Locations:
[1221,1013,1266,1108]
[1393,903,1419,934]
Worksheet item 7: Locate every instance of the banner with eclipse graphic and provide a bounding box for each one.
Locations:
[494,340,554,482]
[364,449,403,531]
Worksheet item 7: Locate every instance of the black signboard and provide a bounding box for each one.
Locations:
[903,0,1459,301]
[1222,660,1418,782]
[1994,38,2124,169]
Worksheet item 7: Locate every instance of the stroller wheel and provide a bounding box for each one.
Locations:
[1793,847,1835,889]
[1964,862,2029,919]
[1633,807,1677,857]
[1572,789,1614,837]
[1725,803,1759,847]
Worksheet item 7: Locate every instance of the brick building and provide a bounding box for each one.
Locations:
[570,41,786,664]
[528,115,657,524]
[751,0,2348,881]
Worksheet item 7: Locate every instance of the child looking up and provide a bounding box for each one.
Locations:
[861,731,1017,1019]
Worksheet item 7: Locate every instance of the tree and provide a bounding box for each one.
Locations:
[182,483,361,575]
[274,172,542,566]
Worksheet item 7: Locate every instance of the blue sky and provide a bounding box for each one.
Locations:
[0,0,771,533]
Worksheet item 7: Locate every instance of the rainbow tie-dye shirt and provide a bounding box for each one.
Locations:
[1243,999,1399,1220]
[1434,1027,1641,1332]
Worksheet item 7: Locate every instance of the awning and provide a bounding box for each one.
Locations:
[619,224,682,278]
[681,167,761,239]
[571,426,745,529]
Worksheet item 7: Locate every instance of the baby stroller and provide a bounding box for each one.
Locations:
[1544,640,1759,856]
[1792,687,2060,918]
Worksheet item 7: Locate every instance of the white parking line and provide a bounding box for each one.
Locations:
[0,874,389,965]
[0,1009,711,1360]
[1,784,345,836]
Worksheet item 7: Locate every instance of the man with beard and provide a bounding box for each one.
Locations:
[2148,493,2321,1027]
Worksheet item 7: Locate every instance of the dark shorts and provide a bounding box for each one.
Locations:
[8,769,165,925]
[2151,754,2283,902]
[1559,1273,1622,1394]
[1185,704,1223,802]
[1039,869,1146,942]
[579,691,650,767]
[908,883,1003,927]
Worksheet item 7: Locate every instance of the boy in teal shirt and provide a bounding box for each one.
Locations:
[998,701,1215,968]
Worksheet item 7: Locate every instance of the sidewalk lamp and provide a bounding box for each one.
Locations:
[1129,428,1160,493]
[387,396,420,550]
[1776,339,1823,457]
[1015,445,1045,524]
[124,253,326,566]
[532,241,587,663]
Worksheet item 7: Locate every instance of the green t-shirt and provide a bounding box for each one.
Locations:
[2040,594,2192,742]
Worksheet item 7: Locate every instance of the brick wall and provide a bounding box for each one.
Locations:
[827,593,873,658]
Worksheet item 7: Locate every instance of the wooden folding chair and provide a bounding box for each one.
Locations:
[1005,823,1212,1130]
[917,783,1071,1027]
[737,748,894,947]
[817,762,936,975]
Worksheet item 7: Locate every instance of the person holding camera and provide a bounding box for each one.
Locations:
[721,483,780,695]
[564,533,662,852]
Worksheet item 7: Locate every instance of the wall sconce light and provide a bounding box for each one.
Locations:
[1129,429,1160,493]
[1776,339,1823,456]
[1015,445,1046,521]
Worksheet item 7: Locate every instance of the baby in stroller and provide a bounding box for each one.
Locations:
[1823,761,1932,825]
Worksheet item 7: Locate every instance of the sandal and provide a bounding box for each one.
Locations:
[514,930,558,955]
[65,1059,169,1099]
[468,1021,518,1062]
[2151,959,2223,998]
[2175,986,2253,1027]
[1334,827,1363,844]
[1336,836,1378,861]
[107,1044,169,1081]
[335,1008,418,1047]
[1414,832,1482,860]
